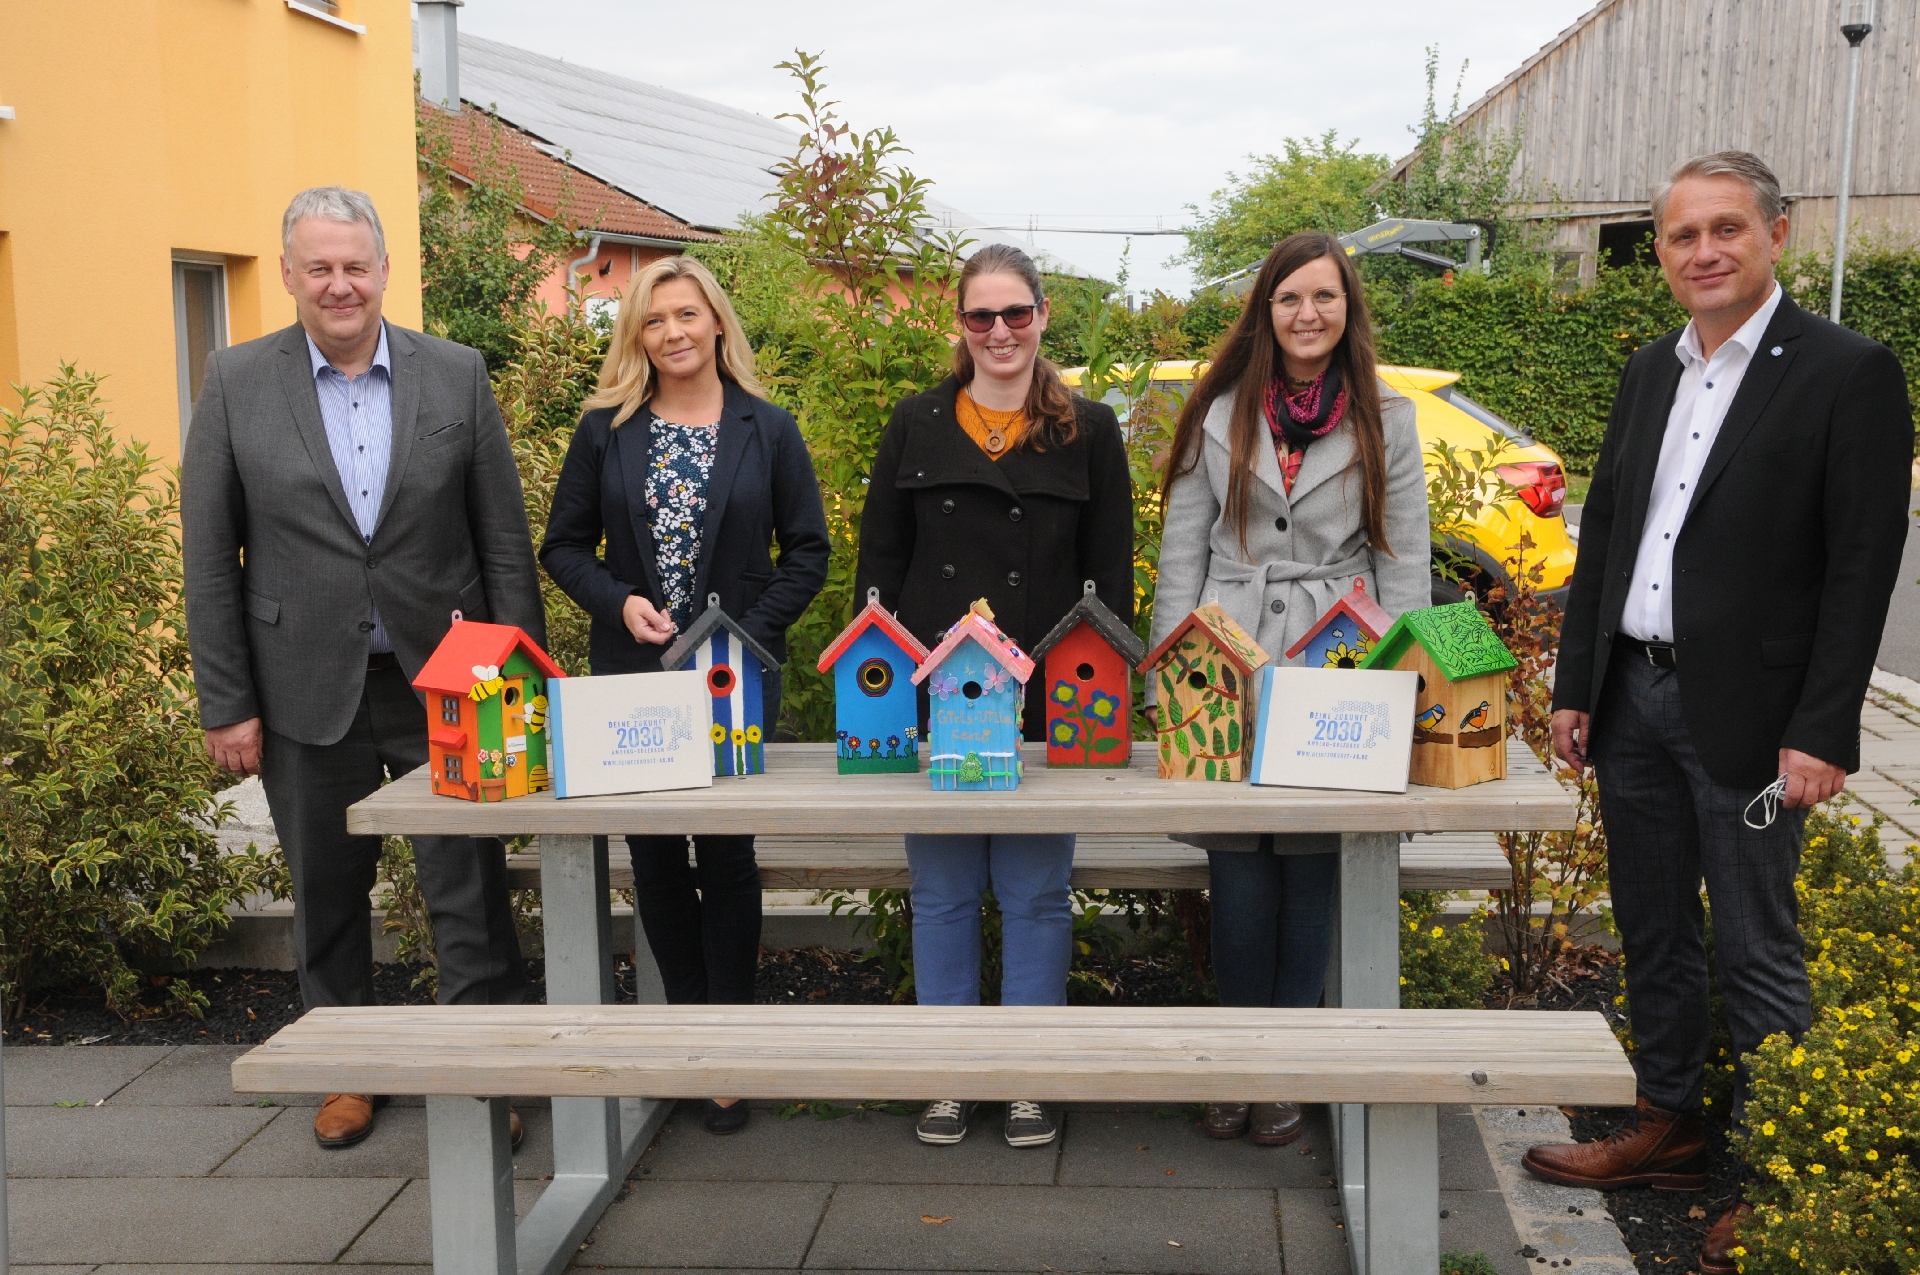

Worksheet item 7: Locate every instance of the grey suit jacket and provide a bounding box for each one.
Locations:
[183,321,545,746]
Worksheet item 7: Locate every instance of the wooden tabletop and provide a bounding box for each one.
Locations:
[348,738,1575,837]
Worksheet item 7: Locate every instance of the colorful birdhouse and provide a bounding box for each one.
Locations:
[1139,601,1270,782]
[911,599,1035,791]
[661,593,778,777]
[816,587,931,774]
[414,621,567,802]
[1358,601,1518,789]
[1284,577,1394,670]
[1030,579,1146,768]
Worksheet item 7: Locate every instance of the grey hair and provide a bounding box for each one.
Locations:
[281,186,387,259]
[1651,151,1785,230]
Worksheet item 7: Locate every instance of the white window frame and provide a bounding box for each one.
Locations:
[172,254,230,448]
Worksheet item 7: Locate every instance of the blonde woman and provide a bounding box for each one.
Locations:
[540,255,829,1135]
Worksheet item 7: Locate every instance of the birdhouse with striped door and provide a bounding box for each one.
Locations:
[1358,602,1517,788]
[414,621,566,801]
[1139,601,1269,782]
[816,587,931,774]
[1284,577,1394,670]
[912,599,1034,791]
[662,594,777,777]
[1030,580,1146,768]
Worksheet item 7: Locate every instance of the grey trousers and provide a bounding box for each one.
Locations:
[260,665,530,1009]
[1591,649,1810,1117]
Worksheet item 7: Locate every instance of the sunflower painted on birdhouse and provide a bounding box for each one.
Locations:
[1139,601,1270,782]
[817,587,931,774]
[1030,580,1145,768]
[1358,601,1517,788]
[414,621,566,802]
[1284,577,1393,669]
[912,599,1034,791]
[662,593,777,777]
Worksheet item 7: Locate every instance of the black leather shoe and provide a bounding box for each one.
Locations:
[703,1099,750,1135]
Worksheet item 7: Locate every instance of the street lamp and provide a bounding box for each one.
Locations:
[1830,0,1876,323]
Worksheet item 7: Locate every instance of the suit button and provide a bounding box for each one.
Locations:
[942,499,955,514]
[941,564,956,579]
[1270,599,1285,614]
[1007,572,1022,587]
[358,620,373,632]
[1009,507,1023,522]
[1274,516,1289,532]
[367,559,378,569]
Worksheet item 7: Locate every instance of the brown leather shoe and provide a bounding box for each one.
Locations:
[509,1107,524,1151]
[1699,1199,1753,1275]
[1521,1095,1708,1190]
[1250,1102,1304,1147]
[1203,1102,1250,1139]
[315,1094,380,1148]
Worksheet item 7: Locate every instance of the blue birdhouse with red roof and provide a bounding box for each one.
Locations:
[817,587,931,774]
[912,600,1034,791]
[414,621,567,802]
[1284,577,1394,670]
[662,593,777,777]
[1030,580,1145,768]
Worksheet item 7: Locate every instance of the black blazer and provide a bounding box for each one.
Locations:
[540,379,830,676]
[854,376,1135,738]
[1554,295,1913,788]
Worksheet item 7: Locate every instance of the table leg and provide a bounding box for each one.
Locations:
[427,1095,516,1275]
[1327,831,1402,1275]
[1362,1104,1440,1274]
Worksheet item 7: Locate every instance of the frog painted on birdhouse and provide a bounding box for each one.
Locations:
[817,587,931,773]
[912,599,1034,791]
[1284,577,1393,669]
[414,620,567,802]
[662,593,777,777]
[1030,580,1145,768]
[1358,601,1517,788]
[1139,601,1270,782]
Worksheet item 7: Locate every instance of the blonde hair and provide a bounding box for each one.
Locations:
[585,255,766,426]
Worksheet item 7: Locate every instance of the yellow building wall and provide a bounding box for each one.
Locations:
[0,0,421,470]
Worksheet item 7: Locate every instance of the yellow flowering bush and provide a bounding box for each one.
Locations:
[1399,890,1498,1009]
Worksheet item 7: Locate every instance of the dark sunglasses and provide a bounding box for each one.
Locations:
[959,305,1039,334]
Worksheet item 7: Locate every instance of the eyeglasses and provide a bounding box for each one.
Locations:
[1270,289,1347,316]
[960,305,1039,333]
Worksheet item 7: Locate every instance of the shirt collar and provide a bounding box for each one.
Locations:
[1675,282,1783,368]
[305,323,391,379]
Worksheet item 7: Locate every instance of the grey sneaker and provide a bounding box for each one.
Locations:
[1003,1100,1059,1147]
[917,1099,975,1145]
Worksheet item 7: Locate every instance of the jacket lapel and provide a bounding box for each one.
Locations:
[277,323,360,535]
[1202,392,1291,506]
[1616,339,1686,552]
[693,382,754,600]
[374,322,418,535]
[1284,417,1356,504]
[614,411,663,599]
[898,378,1021,500]
[1685,296,1803,517]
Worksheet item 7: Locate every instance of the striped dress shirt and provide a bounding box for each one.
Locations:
[306,326,394,653]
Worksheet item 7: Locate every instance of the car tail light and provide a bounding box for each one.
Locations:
[1495,462,1566,519]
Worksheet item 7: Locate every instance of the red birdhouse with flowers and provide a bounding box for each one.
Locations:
[1030,580,1146,768]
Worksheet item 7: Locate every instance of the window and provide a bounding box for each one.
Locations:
[1598,220,1657,270]
[441,696,461,725]
[173,257,228,446]
[444,753,463,782]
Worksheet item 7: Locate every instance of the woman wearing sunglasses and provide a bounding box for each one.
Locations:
[1152,231,1429,1147]
[856,243,1133,1149]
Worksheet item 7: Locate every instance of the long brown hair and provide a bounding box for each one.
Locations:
[951,243,1079,449]
[1162,232,1392,557]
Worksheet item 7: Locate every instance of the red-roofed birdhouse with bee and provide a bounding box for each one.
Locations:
[414,621,566,801]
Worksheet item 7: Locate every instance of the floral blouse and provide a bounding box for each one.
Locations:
[645,412,720,631]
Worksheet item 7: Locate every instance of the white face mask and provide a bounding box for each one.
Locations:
[1744,775,1790,830]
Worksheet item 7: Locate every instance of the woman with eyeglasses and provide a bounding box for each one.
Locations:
[1152,231,1429,1147]
[856,242,1133,1150]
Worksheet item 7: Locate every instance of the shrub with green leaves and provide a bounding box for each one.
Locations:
[0,368,284,1015]
[1399,890,1497,1009]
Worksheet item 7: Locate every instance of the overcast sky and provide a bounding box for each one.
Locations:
[452,0,1599,298]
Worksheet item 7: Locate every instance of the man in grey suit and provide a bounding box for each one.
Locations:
[183,187,544,1149]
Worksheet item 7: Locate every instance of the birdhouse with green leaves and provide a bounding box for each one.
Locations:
[1358,601,1517,788]
[1139,601,1270,782]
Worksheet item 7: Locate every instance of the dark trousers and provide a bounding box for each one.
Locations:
[628,834,762,1003]
[259,665,530,1009]
[1206,836,1340,1008]
[1591,648,1811,1118]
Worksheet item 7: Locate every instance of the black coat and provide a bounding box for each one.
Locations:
[1554,295,1913,787]
[855,376,1135,739]
[540,379,830,676]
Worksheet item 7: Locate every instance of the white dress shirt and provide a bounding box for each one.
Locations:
[307,326,395,653]
[1619,284,1784,643]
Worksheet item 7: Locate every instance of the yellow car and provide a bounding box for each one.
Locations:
[1060,360,1576,610]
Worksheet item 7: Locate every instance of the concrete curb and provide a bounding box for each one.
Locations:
[1475,1105,1638,1272]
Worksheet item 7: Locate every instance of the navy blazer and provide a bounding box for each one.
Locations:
[539,379,830,676]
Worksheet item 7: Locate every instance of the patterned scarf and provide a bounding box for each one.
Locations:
[1263,364,1348,493]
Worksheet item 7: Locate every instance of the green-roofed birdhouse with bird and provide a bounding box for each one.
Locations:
[1358,601,1517,788]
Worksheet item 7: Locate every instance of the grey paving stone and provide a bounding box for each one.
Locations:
[4,1046,175,1106]
[1276,1187,1349,1275]
[109,1046,311,1107]
[11,1268,101,1274]
[215,1102,555,1179]
[1439,1104,1501,1192]
[4,1104,278,1177]
[339,1177,541,1264]
[584,1180,832,1269]
[639,1100,1057,1185]
[803,1184,1281,1273]
[1442,1189,1532,1275]
[5,1177,405,1263]
[1055,1105,1332,1189]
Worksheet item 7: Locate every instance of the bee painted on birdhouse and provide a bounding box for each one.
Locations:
[1030,580,1146,768]
[1358,601,1517,788]
[414,621,566,801]
[817,587,932,774]
[1139,601,1270,782]
[662,594,777,777]
[1284,577,1394,670]
[912,599,1034,791]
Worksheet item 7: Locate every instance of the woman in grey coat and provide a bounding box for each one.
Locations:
[1151,232,1430,1145]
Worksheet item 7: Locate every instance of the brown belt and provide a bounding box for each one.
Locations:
[1616,634,1677,669]
[367,651,399,672]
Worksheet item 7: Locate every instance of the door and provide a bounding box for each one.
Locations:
[502,678,529,798]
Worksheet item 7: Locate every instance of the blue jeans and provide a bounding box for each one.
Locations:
[1207,837,1339,1008]
[904,833,1076,1006]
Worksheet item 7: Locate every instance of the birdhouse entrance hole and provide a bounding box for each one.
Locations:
[1076,662,1096,681]
[706,665,734,696]
[962,681,983,700]
[503,685,520,706]
[1187,670,1208,690]
[857,657,893,697]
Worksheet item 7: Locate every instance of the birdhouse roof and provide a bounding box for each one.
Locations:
[1030,580,1146,667]
[911,608,1035,686]
[1139,601,1269,677]
[1358,602,1518,681]
[815,589,931,673]
[413,620,565,696]
[1283,577,1395,659]
[661,594,778,672]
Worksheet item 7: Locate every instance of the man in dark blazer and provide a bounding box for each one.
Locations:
[1521,153,1913,1272]
[183,187,545,1150]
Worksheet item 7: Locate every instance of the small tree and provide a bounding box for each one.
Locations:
[1179,131,1390,281]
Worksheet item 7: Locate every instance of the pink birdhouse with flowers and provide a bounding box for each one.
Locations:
[911,599,1034,791]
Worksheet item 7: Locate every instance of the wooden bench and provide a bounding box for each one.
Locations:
[232,1003,1634,1275]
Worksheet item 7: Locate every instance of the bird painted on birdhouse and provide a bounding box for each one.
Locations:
[1460,700,1492,731]
[1415,702,1447,731]
[1359,602,1517,789]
